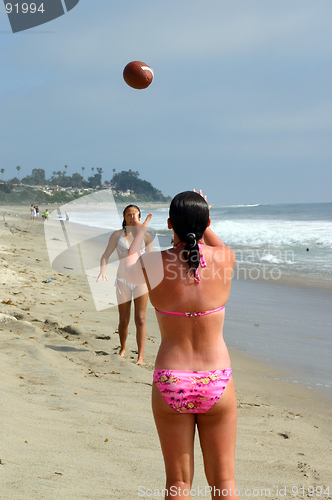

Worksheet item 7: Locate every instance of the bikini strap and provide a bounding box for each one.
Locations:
[154,305,225,317]
[175,242,206,283]
[194,243,206,283]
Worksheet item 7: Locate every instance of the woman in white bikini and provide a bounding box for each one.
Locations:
[125,191,237,500]
[97,205,153,364]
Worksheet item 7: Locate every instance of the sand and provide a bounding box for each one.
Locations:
[0,205,331,500]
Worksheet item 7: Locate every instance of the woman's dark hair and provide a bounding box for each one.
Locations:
[169,191,209,278]
[122,204,141,228]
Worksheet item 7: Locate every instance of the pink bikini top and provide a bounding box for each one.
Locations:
[154,305,225,317]
[154,242,225,317]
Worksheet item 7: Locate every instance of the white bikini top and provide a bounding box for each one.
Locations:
[116,229,146,257]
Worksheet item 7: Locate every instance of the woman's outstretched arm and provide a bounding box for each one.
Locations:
[96,231,120,282]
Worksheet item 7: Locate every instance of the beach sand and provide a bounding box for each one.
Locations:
[1,205,331,500]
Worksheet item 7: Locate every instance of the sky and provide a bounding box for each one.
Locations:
[0,0,331,205]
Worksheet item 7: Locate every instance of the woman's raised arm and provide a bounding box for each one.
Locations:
[124,214,153,284]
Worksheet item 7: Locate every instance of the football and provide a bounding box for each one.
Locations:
[123,61,154,89]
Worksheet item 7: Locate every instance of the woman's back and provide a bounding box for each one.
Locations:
[146,243,234,371]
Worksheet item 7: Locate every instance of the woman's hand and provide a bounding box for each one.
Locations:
[96,271,108,282]
[193,189,211,209]
[131,213,152,227]
[130,214,153,237]
[142,213,153,226]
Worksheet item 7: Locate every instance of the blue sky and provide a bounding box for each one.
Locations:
[0,0,331,205]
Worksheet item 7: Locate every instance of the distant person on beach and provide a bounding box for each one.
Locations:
[96,205,153,364]
[42,209,49,221]
[35,206,39,219]
[124,191,237,499]
[65,211,70,225]
[30,205,36,221]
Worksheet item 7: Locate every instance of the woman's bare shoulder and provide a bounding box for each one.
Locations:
[109,228,122,240]
[105,229,122,248]
[140,248,170,267]
[207,244,235,267]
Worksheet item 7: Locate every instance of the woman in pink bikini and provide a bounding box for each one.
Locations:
[97,205,153,364]
[125,191,237,499]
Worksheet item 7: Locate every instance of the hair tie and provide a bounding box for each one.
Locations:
[186,233,197,247]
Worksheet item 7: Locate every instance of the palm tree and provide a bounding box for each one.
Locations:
[0,168,4,180]
[64,165,68,174]
[16,165,21,180]
[82,167,85,179]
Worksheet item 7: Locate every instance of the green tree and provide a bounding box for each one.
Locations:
[111,170,168,201]
[50,171,62,185]
[22,168,46,185]
[7,176,20,184]
[71,173,84,189]
[87,174,100,189]
[92,168,103,186]
[32,168,46,185]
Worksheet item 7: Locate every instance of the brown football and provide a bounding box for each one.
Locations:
[123,61,154,89]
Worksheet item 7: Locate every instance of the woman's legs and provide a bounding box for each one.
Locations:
[116,282,132,357]
[196,377,238,500]
[152,383,196,499]
[116,282,148,362]
[133,287,148,364]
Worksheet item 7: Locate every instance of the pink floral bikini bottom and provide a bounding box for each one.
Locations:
[153,368,232,414]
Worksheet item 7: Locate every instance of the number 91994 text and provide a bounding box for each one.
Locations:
[5,3,45,14]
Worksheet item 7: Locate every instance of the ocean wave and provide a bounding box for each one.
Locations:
[212,219,332,248]
[221,204,261,208]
